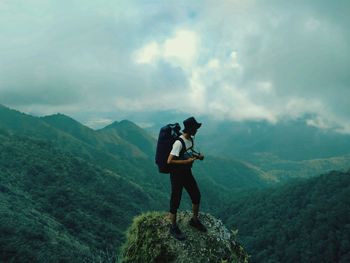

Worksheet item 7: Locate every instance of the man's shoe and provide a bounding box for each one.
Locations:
[170,225,186,241]
[189,218,207,232]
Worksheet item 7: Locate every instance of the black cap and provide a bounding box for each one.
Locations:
[183,117,202,133]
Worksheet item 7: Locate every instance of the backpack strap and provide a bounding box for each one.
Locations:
[177,137,194,158]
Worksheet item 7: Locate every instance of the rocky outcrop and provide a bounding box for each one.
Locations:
[121,211,249,263]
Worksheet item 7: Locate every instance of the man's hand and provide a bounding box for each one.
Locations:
[197,154,204,161]
[186,157,197,164]
[192,153,204,161]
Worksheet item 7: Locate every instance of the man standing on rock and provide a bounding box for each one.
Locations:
[167,117,207,240]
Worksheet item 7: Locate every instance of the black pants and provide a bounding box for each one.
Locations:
[169,167,201,214]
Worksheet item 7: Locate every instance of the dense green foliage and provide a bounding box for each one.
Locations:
[0,105,270,212]
[1,104,350,262]
[221,171,350,263]
[0,132,152,262]
[0,104,268,261]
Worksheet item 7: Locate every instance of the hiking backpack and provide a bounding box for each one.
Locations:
[155,123,187,173]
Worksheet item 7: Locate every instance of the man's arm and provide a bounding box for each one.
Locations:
[167,154,196,165]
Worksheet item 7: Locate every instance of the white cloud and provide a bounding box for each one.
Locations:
[1,0,350,133]
[188,68,207,113]
[163,29,199,68]
[230,51,241,69]
[207,59,220,69]
[134,41,160,64]
[283,97,325,119]
[256,81,273,94]
[207,84,277,122]
[306,116,332,130]
[133,29,199,69]
[114,92,188,112]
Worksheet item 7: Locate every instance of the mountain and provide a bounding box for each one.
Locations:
[5,103,348,186]
[195,119,350,160]
[42,114,147,158]
[99,119,156,157]
[220,170,350,263]
[0,105,175,211]
[0,105,270,209]
[0,131,152,262]
[249,152,350,181]
[196,119,350,181]
[146,116,350,162]
[146,115,350,182]
[0,104,274,262]
[2,104,349,261]
[120,211,249,263]
[0,103,68,140]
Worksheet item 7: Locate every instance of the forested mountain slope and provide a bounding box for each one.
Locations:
[1,104,349,262]
[0,104,271,211]
[220,170,350,263]
[100,120,156,157]
[0,131,152,262]
[42,114,149,158]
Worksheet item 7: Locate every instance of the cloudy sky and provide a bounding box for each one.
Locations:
[1,0,349,131]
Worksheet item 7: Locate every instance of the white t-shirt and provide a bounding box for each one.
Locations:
[170,135,193,157]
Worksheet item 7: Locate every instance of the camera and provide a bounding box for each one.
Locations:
[191,151,204,161]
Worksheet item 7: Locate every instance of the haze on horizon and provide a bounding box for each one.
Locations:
[0,0,349,132]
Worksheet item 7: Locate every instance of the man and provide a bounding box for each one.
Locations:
[167,117,207,241]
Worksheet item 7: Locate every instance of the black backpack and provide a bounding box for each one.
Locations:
[155,123,189,173]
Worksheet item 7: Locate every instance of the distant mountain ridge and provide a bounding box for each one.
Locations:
[100,119,156,157]
[199,119,350,161]
[194,119,350,182]
[42,113,149,158]
[0,104,271,194]
[2,103,349,184]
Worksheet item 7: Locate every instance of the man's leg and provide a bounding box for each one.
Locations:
[169,172,183,224]
[183,170,201,220]
[184,170,207,232]
[169,171,186,240]
[192,203,199,221]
